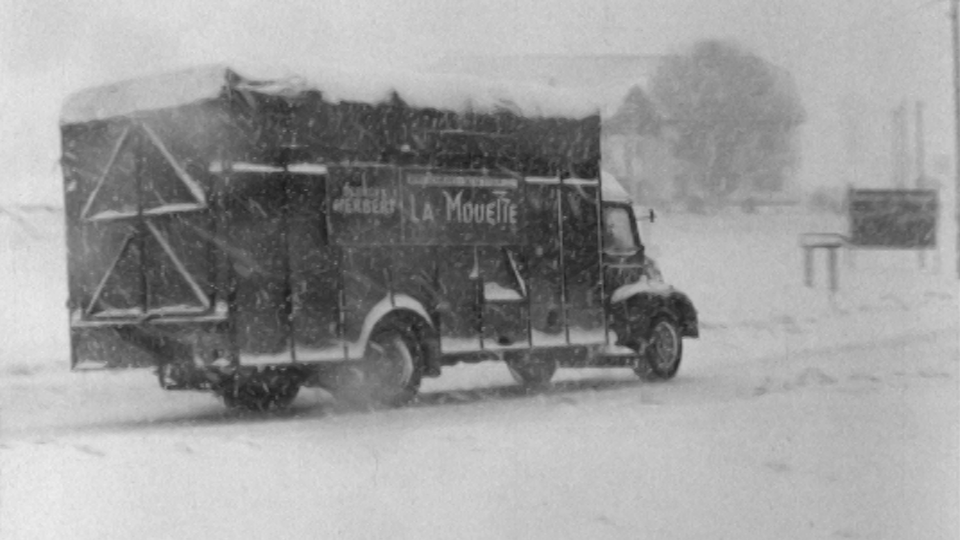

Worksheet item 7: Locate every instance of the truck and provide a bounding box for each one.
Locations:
[60,64,698,410]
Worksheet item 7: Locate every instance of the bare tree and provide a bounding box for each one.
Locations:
[650,40,805,206]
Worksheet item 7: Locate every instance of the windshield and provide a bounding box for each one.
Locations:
[602,205,639,253]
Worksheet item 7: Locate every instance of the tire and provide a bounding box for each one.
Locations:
[634,315,683,381]
[506,354,557,388]
[271,380,301,409]
[221,383,273,411]
[218,368,302,411]
[335,324,423,407]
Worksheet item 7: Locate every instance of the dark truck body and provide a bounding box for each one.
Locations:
[60,65,697,404]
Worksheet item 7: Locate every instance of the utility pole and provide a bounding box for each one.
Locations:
[892,102,907,188]
[915,101,925,186]
[917,100,927,270]
[953,0,960,278]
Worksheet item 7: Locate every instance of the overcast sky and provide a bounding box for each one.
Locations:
[0,0,954,202]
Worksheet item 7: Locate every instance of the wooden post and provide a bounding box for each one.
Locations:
[827,247,839,293]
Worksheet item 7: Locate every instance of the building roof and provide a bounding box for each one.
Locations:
[603,85,663,136]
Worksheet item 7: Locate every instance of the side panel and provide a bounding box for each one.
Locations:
[523,183,564,345]
[221,171,347,363]
[287,174,341,360]
[435,245,481,349]
[561,184,605,344]
[220,172,292,359]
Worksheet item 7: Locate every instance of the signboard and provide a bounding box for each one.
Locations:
[402,172,521,245]
[328,167,523,246]
[847,188,937,249]
[328,166,401,245]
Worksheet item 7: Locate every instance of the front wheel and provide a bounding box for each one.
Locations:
[634,315,683,381]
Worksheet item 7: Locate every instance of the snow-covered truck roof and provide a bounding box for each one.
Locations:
[60,63,603,186]
[61,63,603,125]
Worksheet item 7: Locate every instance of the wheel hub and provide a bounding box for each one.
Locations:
[652,322,679,370]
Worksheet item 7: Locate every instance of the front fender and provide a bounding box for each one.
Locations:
[669,290,699,338]
[611,281,699,339]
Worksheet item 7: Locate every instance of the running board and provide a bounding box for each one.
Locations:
[439,345,641,369]
[558,353,639,368]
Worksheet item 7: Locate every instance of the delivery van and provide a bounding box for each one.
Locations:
[60,64,697,410]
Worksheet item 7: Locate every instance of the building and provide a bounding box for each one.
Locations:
[428,54,678,205]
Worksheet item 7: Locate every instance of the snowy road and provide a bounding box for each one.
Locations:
[2,328,956,540]
[1,210,957,539]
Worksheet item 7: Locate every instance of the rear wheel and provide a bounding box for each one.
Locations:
[634,315,683,381]
[218,368,302,411]
[333,324,422,407]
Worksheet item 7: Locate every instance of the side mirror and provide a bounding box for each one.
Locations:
[649,209,656,223]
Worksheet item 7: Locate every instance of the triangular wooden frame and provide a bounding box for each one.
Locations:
[85,222,211,317]
[81,122,206,222]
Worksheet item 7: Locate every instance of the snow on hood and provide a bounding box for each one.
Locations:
[60,63,605,125]
[610,277,674,303]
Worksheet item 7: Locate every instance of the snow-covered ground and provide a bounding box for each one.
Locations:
[1,208,957,539]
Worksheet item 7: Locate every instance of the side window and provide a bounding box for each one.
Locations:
[602,205,639,254]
